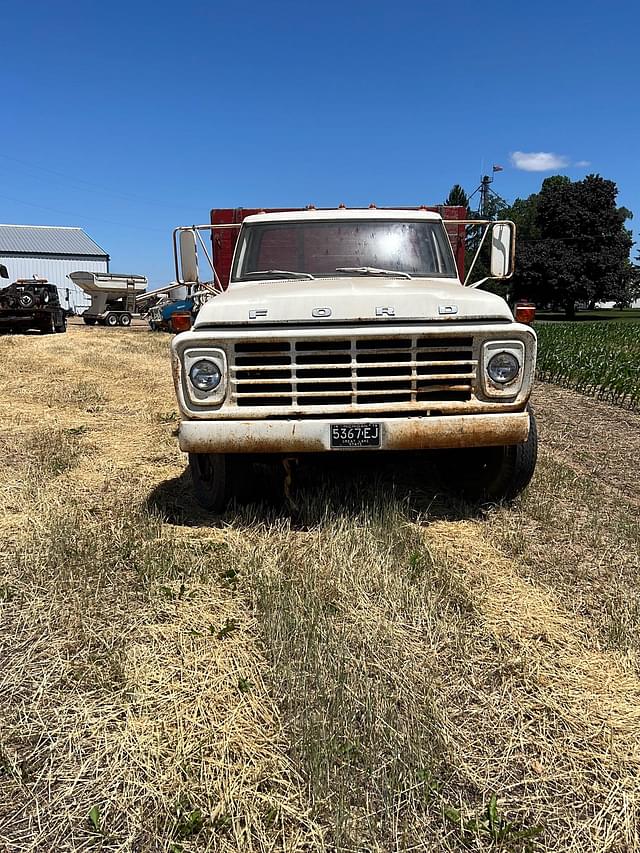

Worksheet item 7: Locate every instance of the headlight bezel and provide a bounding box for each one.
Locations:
[183,347,227,405]
[481,340,525,397]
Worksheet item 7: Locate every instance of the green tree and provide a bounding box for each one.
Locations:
[444,184,469,210]
[506,174,633,317]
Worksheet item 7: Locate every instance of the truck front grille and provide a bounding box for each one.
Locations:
[230,336,476,409]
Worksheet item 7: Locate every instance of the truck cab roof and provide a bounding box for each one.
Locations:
[242,208,443,225]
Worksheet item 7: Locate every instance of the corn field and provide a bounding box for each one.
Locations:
[536,321,640,410]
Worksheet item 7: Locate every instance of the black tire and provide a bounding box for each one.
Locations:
[119,312,132,327]
[189,453,254,511]
[444,407,538,503]
[189,453,229,512]
[105,313,119,327]
[39,315,55,335]
[83,317,97,326]
[54,315,67,333]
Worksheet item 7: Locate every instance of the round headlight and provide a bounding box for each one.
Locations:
[189,359,222,392]
[487,351,520,384]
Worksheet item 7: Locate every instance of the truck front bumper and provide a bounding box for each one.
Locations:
[178,412,530,454]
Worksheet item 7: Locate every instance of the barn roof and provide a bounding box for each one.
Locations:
[0,224,109,257]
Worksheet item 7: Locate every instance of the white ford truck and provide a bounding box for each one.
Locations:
[170,207,537,510]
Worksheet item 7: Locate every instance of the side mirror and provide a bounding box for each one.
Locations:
[179,230,199,284]
[490,223,514,278]
[0,264,8,279]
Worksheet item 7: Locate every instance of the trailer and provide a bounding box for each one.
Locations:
[68,271,147,326]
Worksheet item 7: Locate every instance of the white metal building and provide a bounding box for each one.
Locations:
[0,224,109,312]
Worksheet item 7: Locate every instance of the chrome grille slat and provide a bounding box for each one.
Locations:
[231,359,476,372]
[231,336,475,408]
[231,372,474,385]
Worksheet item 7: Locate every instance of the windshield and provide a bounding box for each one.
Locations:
[231,219,457,281]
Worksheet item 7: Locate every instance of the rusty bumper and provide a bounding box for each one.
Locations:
[178,412,530,454]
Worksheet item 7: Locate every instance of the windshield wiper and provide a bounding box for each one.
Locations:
[241,269,315,280]
[335,266,413,280]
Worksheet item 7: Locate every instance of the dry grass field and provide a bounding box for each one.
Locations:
[1,325,640,852]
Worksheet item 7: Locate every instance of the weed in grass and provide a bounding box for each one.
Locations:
[87,804,101,832]
[444,794,542,850]
[173,798,205,840]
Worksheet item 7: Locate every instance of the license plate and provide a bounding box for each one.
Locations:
[330,423,381,448]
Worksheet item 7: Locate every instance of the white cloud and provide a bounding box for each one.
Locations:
[574,160,591,168]
[510,151,570,171]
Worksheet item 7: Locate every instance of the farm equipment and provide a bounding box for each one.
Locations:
[0,268,68,334]
[169,205,537,510]
[68,271,147,326]
[139,284,195,333]
[147,298,194,332]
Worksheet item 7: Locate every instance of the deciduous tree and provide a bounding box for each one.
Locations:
[506,175,633,317]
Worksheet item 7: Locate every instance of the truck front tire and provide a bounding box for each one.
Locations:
[189,453,229,512]
[189,453,257,511]
[443,406,538,503]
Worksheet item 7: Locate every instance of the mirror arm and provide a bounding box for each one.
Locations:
[463,224,490,286]
[194,228,223,291]
[467,277,490,289]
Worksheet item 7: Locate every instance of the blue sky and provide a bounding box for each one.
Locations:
[3,0,639,287]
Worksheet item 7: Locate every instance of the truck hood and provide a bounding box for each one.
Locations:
[193,277,513,327]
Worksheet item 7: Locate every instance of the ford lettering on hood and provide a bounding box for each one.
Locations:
[193,277,514,328]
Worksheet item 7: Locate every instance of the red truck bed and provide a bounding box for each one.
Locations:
[210,206,467,289]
